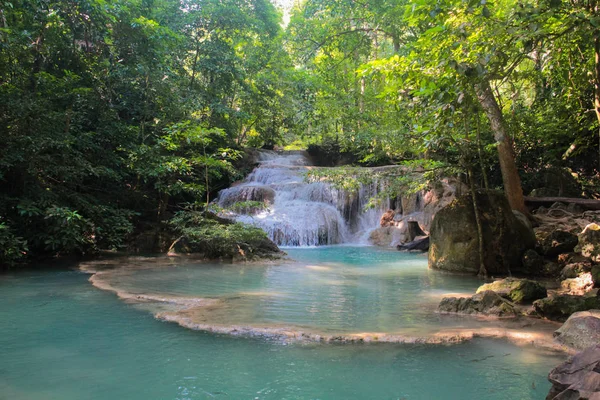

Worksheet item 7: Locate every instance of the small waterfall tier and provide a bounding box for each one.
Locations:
[217,151,397,247]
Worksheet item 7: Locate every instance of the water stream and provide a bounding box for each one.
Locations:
[217,151,393,246]
[0,263,564,400]
[0,151,568,399]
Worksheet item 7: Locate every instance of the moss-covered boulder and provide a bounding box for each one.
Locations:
[541,230,579,257]
[429,190,536,275]
[592,265,600,288]
[533,295,600,321]
[438,290,518,317]
[561,263,592,280]
[477,278,547,304]
[522,249,545,275]
[167,211,285,261]
[542,261,563,278]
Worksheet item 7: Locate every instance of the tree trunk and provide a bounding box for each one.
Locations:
[467,169,487,278]
[474,79,527,214]
[595,30,600,171]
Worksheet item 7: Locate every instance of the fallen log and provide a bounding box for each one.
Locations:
[397,236,429,252]
[525,197,600,211]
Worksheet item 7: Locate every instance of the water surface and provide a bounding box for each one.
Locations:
[0,268,564,399]
[87,246,559,341]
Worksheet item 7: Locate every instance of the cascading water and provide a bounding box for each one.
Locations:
[217,151,397,246]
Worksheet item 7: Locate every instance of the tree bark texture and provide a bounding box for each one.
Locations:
[474,79,527,214]
[595,30,600,171]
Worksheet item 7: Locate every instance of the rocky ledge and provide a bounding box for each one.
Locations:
[438,290,519,317]
[547,345,600,400]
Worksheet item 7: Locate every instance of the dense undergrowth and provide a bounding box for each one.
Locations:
[2,0,600,267]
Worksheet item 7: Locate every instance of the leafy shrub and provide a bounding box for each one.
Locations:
[169,211,274,259]
[0,222,28,268]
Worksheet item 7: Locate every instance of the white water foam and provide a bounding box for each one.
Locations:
[217,151,397,246]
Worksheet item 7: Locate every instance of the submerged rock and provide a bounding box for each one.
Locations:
[547,345,600,400]
[429,190,536,275]
[477,278,547,304]
[554,310,600,351]
[438,290,518,317]
[533,295,600,322]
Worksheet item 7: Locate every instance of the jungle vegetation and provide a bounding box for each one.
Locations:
[1,0,599,266]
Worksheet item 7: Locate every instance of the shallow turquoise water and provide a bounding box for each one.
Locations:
[0,247,565,399]
[97,247,487,334]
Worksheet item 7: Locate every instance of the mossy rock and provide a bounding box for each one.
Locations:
[477,278,547,304]
[533,295,600,322]
[592,265,600,288]
[541,230,579,257]
[429,190,536,275]
[522,249,544,275]
[439,290,519,317]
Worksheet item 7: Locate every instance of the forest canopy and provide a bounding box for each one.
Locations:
[1,0,599,266]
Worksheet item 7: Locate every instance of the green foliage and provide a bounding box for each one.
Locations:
[169,211,270,259]
[0,222,28,268]
[2,0,600,267]
[0,0,294,264]
[288,0,600,197]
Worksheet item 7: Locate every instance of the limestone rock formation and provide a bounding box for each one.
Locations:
[577,223,600,263]
[476,278,547,304]
[379,209,396,227]
[561,273,594,296]
[547,345,600,400]
[561,262,592,280]
[438,290,518,317]
[554,310,600,351]
[429,190,536,275]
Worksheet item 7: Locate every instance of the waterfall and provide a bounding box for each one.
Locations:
[217,151,397,247]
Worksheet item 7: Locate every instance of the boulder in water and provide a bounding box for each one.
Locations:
[369,226,402,247]
[476,278,547,304]
[533,295,600,321]
[218,185,276,209]
[429,190,536,275]
[554,310,600,351]
[397,236,429,252]
[547,345,600,400]
[438,290,518,317]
